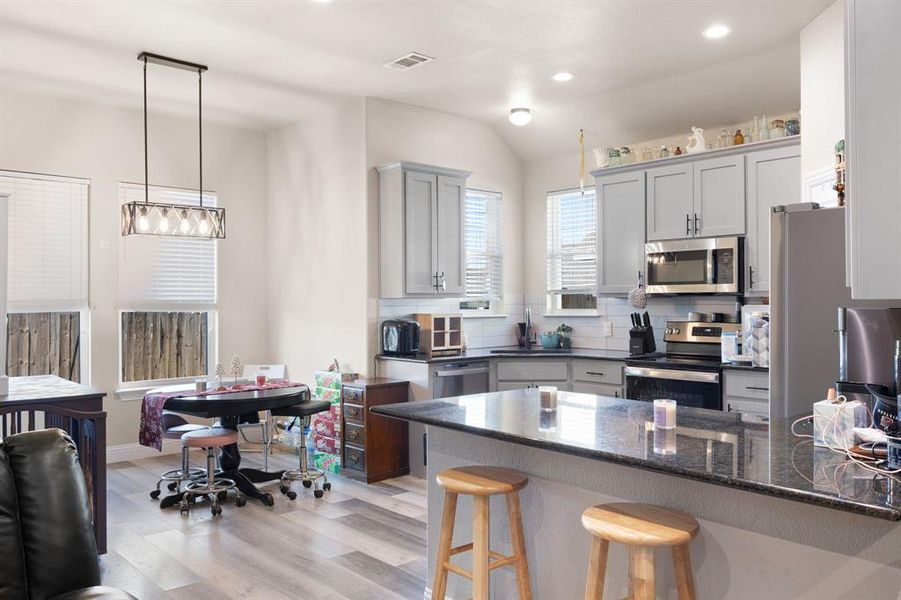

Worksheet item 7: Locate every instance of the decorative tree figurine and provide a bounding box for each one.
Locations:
[229,354,243,385]
[215,362,226,386]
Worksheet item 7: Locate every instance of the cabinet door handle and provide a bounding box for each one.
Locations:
[585,371,605,376]
[749,266,755,289]
[614,390,620,398]
[694,213,700,236]
[432,271,440,292]
[686,214,691,236]
[746,386,770,392]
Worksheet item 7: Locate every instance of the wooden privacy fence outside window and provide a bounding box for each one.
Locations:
[6,312,81,382]
[121,311,208,383]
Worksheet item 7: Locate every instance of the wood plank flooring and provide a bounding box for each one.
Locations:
[103,449,428,599]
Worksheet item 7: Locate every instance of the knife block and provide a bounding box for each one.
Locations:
[629,325,657,356]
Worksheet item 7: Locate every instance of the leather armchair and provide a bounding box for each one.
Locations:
[0,429,136,600]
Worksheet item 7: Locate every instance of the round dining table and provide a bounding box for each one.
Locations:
[155,384,310,508]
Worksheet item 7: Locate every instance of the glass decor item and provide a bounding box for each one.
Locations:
[733,129,744,145]
[785,119,800,136]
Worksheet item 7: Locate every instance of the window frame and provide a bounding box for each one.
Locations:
[117,182,219,390]
[545,186,600,315]
[460,188,504,315]
[0,170,92,383]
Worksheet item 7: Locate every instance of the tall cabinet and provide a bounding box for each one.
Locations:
[744,144,801,296]
[596,170,646,294]
[379,162,470,298]
[844,0,901,299]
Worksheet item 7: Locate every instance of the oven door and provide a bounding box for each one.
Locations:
[624,366,722,410]
[645,237,740,294]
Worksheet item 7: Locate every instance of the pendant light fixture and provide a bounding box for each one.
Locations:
[121,52,226,239]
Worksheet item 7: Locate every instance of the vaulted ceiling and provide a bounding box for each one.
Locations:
[0,0,831,160]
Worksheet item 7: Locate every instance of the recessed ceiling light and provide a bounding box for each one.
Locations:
[552,72,573,82]
[509,107,532,126]
[702,24,731,39]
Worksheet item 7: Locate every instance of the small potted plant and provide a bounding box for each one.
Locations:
[556,323,573,349]
[539,330,561,349]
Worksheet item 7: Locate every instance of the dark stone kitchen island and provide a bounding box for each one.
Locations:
[374,390,901,599]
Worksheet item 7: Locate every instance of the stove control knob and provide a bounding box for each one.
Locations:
[665,328,672,335]
[673,328,681,335]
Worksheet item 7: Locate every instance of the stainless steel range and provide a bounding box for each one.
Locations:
[625,319,741,410]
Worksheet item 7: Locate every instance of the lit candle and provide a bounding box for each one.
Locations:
[653,399,677,429]
[539,386,558,411]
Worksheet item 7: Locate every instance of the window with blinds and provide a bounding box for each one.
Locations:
[0,172,89,382]
[119,183,216,384]
[546,188,598,311]
[463,190,503,303]
[0,172,89,312]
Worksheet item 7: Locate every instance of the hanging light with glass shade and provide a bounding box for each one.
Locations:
[121,52,226,239]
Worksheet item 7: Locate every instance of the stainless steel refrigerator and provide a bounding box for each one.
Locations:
[770,204,851,418]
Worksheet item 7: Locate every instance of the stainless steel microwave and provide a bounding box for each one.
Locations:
[645,236,742,294]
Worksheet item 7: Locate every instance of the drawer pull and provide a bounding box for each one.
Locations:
[586,371,605,377]
[348,429,360,440]
[745,386,769,392]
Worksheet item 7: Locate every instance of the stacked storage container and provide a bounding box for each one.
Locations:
[311,371,347,474]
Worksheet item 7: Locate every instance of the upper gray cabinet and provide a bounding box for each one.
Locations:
[596,170,646,294]
[845,0,901,299]
[379,162,471,298]
[693,155,745,238]
[745,143,801,296]
[646,163,694,240]
[647,158,744,241]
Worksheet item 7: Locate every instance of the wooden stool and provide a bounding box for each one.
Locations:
[432,466,532,600]
[581,503,699,600]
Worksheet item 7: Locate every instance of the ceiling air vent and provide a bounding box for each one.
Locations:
[383,51,434,71]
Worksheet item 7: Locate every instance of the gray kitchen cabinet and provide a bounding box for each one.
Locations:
[844,0,901,299]
[491,359,570,392]
[744,142,801,296]
[646,163,694,241]
[723,369,769,423]
[693,155,745,238]
[571,380,624,398]
[596,170,646,294]
[378,162,471,298]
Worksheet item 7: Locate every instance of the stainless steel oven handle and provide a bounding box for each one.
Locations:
[434,366,490,377]
[624,366,719,384]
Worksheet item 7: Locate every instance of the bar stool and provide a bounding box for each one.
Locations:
[179,427,244,516]
[581,502,699,600]
[432,466,532,600]
[270,398,333,500]
[149,411,208,500]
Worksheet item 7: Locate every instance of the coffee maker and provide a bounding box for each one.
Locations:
[629,312,656,356]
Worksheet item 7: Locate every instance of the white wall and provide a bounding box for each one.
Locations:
[800,0,845,179]
[266,95,370,381]
[366,98,525,349]
[0,90,270,446]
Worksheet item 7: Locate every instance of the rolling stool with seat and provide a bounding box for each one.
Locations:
[149,410,209,500]
[179,427,245,516]
[270,398,333,500]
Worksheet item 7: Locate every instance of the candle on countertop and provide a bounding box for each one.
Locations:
[539,386,558,411]
[538,409,558,433]
[195,379,208,393]
[256,374,267,387]
[653,399,677,429]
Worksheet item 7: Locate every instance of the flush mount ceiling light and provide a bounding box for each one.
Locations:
[702,24,731,39]
[509,107,532,126]
[551,72,574,82]
[121,52,225,239]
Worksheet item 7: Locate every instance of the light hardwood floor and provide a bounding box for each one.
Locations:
[103,449,428,599]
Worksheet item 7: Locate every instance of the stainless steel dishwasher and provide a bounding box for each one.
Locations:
[409,361,489,476]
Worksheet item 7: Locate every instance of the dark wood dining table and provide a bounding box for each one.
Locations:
[153,383,310,508]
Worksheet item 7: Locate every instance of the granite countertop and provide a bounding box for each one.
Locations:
[377,347,632,364]
[372,390,899,521]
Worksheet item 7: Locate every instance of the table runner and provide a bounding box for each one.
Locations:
[139,381,305,450]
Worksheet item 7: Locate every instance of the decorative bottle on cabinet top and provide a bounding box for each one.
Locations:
[733,129,744,145]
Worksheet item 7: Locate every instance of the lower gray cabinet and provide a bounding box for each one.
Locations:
[571,380,624,398]
[723,369,769,423]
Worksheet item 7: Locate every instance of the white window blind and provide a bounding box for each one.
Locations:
[464,190,503,300]
[546,188,597,296]
[0,172,89,311]
[119,183,217,308]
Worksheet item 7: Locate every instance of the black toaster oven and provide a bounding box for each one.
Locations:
[381,320,420,356]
